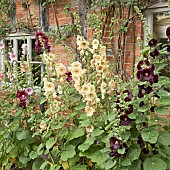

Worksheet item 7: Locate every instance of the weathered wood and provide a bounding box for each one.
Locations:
[39,2,49,32]
[78,0,88,39]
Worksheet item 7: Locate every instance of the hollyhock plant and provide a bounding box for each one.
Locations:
[17,90,29,101]
[35,31,51,54]
[148,38,157,47]
[25,87,33,95]
[109,137,121,151]
[120,114,132,126]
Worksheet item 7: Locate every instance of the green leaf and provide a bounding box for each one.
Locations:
[40,161,49,170]
[157,96,170,106]
[78,137,95,152]
[157,90,169,97]
[127,145,141,162]
[19,153,31,165]
[29,151,38,159]
[155,107,169,115]
[138,105,148,112]
[32,158,45,170]
[70,164,87,170]
[118,147,125,154]
[102,159,117,170]
[158,131,170,145]
[75,102,86,110]
[121,158,131,166]
[91,128,104,137]
[14,108,23,117]
[66,128,84,141]
[128,113,136,119]
[61,145,76,161]
[46,138,56,150]
[141,127,159,143]
[129,159,141,170]
[143,158,167,170]
[16,130,28,140]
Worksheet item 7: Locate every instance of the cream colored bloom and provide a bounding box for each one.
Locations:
[72,75,80,82]
[71,61,82,68]
[93,54,102,64]
[96,64,105,74]
[39,121,47,130]
[77,35,83,45]
[44,81,55,92]
[85,106,95,116]
[92,39,99,49]
[100,45,106,55]
[80,84,90,95]
[79,40,89,50]
[70,67,83,77]
[56,63,67,76]
[57,85,62,94]
[86,91,97,102]
[74,83,81,91]
[85,125,94,133]
[48,53,57,61]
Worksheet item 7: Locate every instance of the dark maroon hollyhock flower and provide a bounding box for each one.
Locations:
[35,32,51,54]
[142,148,149,154]
[65,72,72,82]
[150,49,159,58]
[153,74,159,83]
[166,26,170,40]
[137,135,145,149]
[148,38,157,47]
[139,101,145,107]
[109,151,121,157]
[19,101,26,109]
[137,68,155,83]
[153,150,158,155]
[17,90,28,101]
[116,104,123,114]
[123,90,133,102]
[137,60,150,70]
[150,106,155,112]
[120,114,132,126]
[138,85,152,98]
[125,105,133,114]
[109,137,121,150]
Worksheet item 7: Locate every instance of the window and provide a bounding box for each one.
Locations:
[0,33,43,87]
[145,2,170,91]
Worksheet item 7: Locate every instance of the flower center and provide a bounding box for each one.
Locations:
[115,141,118,144]
[145,72,149,76]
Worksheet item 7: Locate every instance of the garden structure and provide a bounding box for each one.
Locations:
[0,0,170,170]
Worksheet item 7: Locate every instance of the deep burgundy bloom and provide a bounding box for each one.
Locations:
[137,60,150,70]
[137,68,156,83]
[35,32,51,54]
[17,90,28,101]
[123,90,133,102]
[142,148,149,154]
[150,49,159,58]
[125,105,133,114]
[19,101,26,109]
[166,26,170,40]
[109,137,121,150]
[138,85,152,98]
[109,151,121,157]
[139,101,145,107]
[148,38,157,47]
[120,114,132,126]
[65,72,72,82]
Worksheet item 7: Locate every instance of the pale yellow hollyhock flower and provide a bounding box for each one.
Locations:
[44,81,55,92]
[86,91,97,102]
[99,45,106,55]
[93,54,102,64]
[89,84,96,93]
[71,61,82,68]
[72,75,80,83]
[57,85,62,94]
[43,77,48,82]
[85,106,95,116]
[92,39,99,49]
[48,53,56,61]
[80,84,90,95]
[56,63,67,76]
[77,35,83,45]
[96,64,105,74]
[70,67,83,77]
[39,121,47,131]
[74,83,81,91]
[90,59,95,67]
[86,125,94,133]
[79,40,89,50]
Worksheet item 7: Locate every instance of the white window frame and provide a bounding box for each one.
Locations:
[144,2,170,44]
[0,33,43,88]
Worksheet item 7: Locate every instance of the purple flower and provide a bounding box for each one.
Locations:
[125,105,133,114]
[166,26,170,40]
[137,68,158,83]
[35,32,51,54]
[109,137,121,151]
[138,85,152,98]
[19,101,26,109]
[148,38,157,47]
[150,49,159,58]
[137,60,150,70]
[8,52,16,63]
[65,72,72,82]
[109,151,121,157]
[17,90,29,101]
[25,87,33,95]
[123,90,133,102]
[120,114,132,126]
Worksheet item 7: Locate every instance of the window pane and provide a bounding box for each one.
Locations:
[18,39,27,61]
